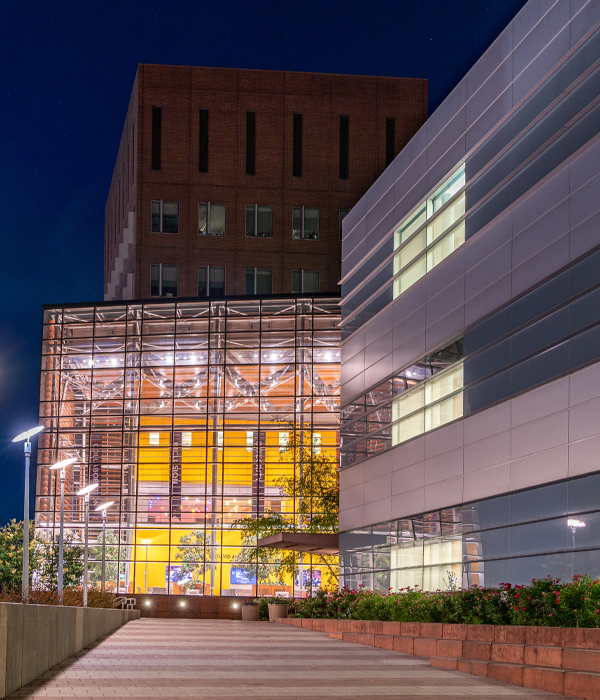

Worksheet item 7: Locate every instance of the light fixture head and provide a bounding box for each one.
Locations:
[232,603,239,609]
[12,426,45,443]
[568,518,586,528]
[141,539,153,545]
[145,600,151,606]
[49,457,77,471]
[77,483,99,496]
[180,601,186,607]
[94,500,115,512]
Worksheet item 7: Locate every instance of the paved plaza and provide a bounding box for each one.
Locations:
[9,618,575,699]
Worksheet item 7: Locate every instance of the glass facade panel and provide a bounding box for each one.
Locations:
[36,297,340,597]
[341,472,600,592]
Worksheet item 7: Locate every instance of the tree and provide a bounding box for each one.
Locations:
[173,530,208,589]
[36,535,84,590]
[89,530,127,587]
[0,520,43,593]
[231,429,339,591]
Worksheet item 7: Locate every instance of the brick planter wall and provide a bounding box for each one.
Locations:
[277,618,600,699]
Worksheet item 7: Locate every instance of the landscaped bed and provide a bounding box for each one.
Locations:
[290,576,600,627]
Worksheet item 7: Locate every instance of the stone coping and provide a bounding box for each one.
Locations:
[277,618,600,699]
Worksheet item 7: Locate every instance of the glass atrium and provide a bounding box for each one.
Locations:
[35,296,340,597]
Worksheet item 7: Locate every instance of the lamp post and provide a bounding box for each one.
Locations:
[568,518,586,581]
[12,426,45,603]
[49,457,77,603]
[77,483,98,606]
[94,501,114,591]
[141,539,152,594]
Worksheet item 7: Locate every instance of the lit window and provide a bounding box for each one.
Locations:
[198,266,225,297]
[339,209,349,240]
[245,268,273,295]
[151,200,179,233]
[217,431,224,447]
[391,363,463,447]
[279,432,289,452]
[150,264,178,297]
[392,165,465,300]
[181,432,192,447]
[292,207,320,239]
[246,431,254,452]
[246,205,273,237]
[198,203,226,236]
[312,433,322,454]
[292,270,319,293]
[149,432,160,446]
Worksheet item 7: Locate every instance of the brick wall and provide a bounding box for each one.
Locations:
[105,64,428,300]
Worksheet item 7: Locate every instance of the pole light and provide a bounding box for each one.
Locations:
[94,501,115,592]
[77,483,98,606]
[49,457,77,603]
[141,539,152,594]
[13,426,45,603]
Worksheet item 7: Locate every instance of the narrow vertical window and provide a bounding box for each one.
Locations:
[386,117,396,167]
[339,115,349,180]
[293,113,303,177]
[151,106,162,170]
[199,109,209,173]
[246,111,256,175]
[339,209,350,240]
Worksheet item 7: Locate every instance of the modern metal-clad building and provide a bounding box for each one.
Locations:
[339,0,600,590]
[35,295,340,597]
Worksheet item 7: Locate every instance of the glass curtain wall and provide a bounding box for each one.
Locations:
[36,297,340,597]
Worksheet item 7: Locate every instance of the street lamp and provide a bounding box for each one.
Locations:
[49,457,77,603]
[141,539,152,594]
[77,483,98,606]
[13,425,45,602]
[94,501,115,592]
[568,519,586,581]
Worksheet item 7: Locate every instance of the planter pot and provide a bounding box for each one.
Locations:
[268,603,289,622]
[241,605,260,621]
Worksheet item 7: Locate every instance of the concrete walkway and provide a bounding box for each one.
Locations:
[9,618,576,699]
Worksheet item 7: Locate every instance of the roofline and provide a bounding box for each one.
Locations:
[42,291,341,311]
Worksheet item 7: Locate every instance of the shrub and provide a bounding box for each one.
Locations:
[291,575,600,627]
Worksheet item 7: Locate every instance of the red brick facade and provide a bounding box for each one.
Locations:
[105,64,428,300]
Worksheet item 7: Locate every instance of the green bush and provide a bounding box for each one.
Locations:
[292,575,600,628]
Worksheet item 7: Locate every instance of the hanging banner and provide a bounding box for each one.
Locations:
[171,432,182,521]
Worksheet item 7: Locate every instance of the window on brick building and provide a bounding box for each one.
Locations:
[386,117,396,167]
[198,266,225,297]
[245,268,273,295]
[150,264,178,297]
[246,111,256,175]
[199,109,209,173]
[339,115,349,179]
[198,203,226,236]
[151,201,179,233]
[246,205,273,237]
[151,106,162,170]
[293,113,302,177]
[292,207,319,239]
[339,209,350,240]
[292,270,319,293]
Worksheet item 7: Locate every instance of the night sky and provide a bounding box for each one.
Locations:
[1,0,529,524]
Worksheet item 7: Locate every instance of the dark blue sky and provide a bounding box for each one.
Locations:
[1,0,529,523]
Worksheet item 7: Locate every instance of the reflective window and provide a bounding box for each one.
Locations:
[151,200,179,234]
[292,207,320,239]
[150,265,178,298]
[245,268,273,295]
[198,266,225,297]
[292,270,319,293]
[198,203,226,236]
[246,205,273,238]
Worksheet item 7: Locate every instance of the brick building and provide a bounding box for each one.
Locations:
[104,64,427,301]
